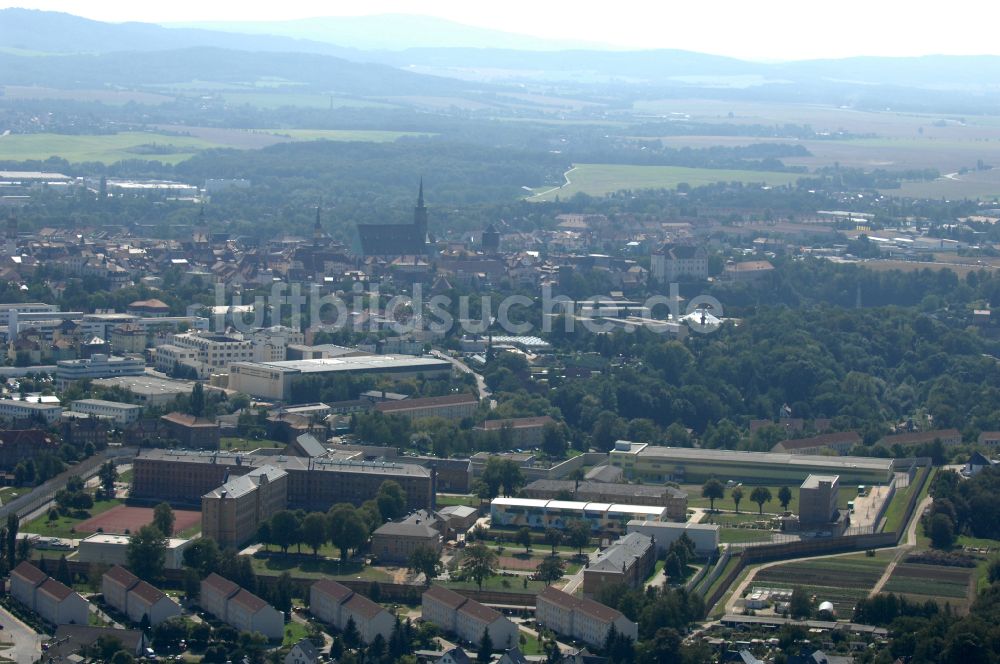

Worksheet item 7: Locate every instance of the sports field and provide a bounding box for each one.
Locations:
[528,163,801,201]
[76,505,201,536]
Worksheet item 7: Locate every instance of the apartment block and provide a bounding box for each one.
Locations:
[309,580,395,645]
[160,412,220,449]
[101,565,181,626]
[879,429,962,450]
[490,497,667,533]
[421,585,517,649]
[472,416,555,447]
[56,354,145,390]
[582,532,655,596]
[131,449,432,512]
[200,573,283,640]
[69,399,141,426]
[522,479,687,520]
[0,399,63,425]
[0,429,58,469]
[535,586,637,648]
[202,465,288,549]
[10,562,90,626]
[374,394,478,422]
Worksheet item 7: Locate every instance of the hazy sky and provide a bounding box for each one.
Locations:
[3,0,1000,60]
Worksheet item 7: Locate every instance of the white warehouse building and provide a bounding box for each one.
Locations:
[69,399,141,426]
[626,520,720,555]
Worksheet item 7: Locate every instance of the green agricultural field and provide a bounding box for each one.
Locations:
[0,128,431,165]
[221,91,395,109]
[887,168,1000,201]
[752,553,891,616]
[0,132,224,164]
[528,163,802,201]
[884,563,974,603]
[265,129,434,142]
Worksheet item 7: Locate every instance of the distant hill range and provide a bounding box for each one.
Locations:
[4,8,1000,102]
[168,13,609,52]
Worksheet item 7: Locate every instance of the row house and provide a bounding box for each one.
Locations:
[421,585,517,649]
[309,580,395,645]
[101,565,181,626]
[200,573,284,639]
[10,562,89,626]
[535,586,637,648]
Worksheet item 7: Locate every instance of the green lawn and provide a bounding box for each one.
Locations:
[704,512,776,527]
[719,528,775,544]
[880,484,914,534]
[282,621,310,647]
[686,483,858,515]
[250,552,391,581]
[0,486,22,504]
[436,494,479,508]
[23,497,123,539]
[221,437,283,451]
[442,575,545,594]
[882,468,935,535]
[518,629,544,655]
[528,163,802,201]
[706,558,751,618]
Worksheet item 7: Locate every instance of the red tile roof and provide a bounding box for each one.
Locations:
[375,393,476,414]
[422,584,467,610]
[11,561,47,587]
[202,573,239,599]
[537,586,623,623]
[343,593,387,620]
[457,597,502,624]
[476,416,555,431]
[230,588,269,613]
[103,565,139,590]
[312,579,353,604]
[129,580,167,606]
[38,577,75,601]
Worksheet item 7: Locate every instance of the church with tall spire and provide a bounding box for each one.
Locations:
[356,181,430,257]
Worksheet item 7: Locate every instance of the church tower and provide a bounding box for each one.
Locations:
[313,204,324,246]
[4,212,17,257]
[414,178,428,241]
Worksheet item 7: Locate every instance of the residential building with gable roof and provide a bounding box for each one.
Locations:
[285,639,322,664]
[200,573,283,639]
[535,586,637,647]
[309,579,395,644]
[101,565,181,626]
[10,561,89,625]
[421,584,517,649]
